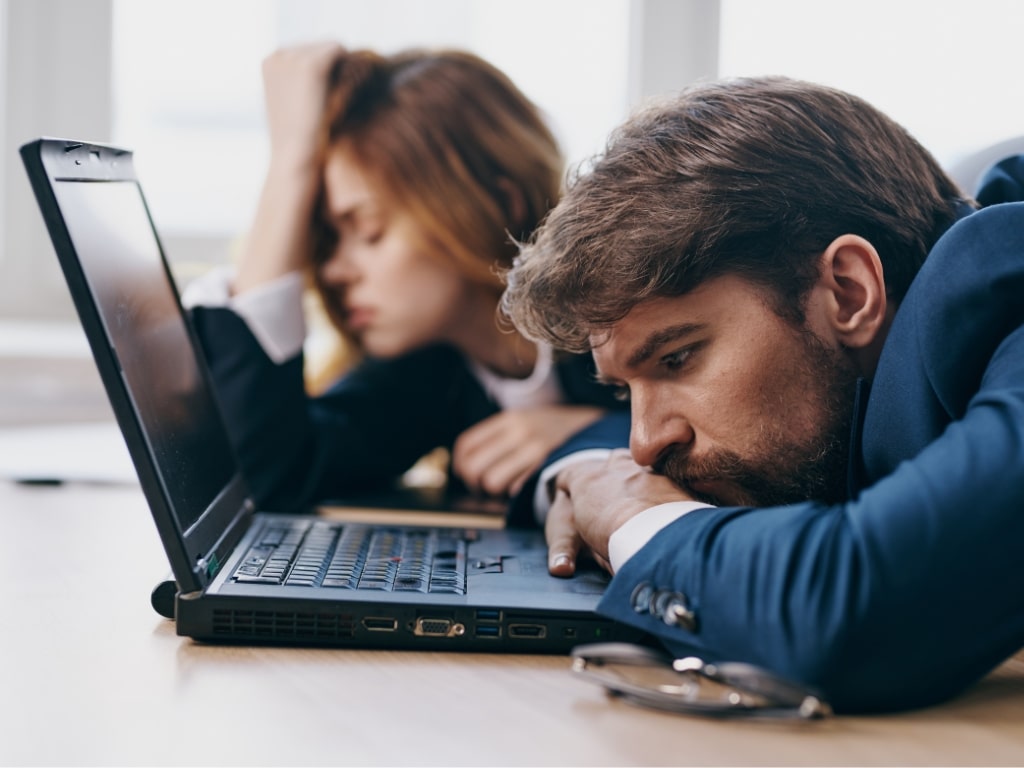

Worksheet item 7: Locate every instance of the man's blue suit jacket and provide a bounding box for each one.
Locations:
[581,195,1024,713]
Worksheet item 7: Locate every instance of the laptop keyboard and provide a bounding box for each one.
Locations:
[230,520,468,595]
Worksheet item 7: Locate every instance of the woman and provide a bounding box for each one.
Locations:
[185,42,625,515]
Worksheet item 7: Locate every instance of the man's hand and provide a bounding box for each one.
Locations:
[546,449,695,576]
[452,405,605,498]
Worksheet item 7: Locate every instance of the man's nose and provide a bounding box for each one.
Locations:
[628,392,694,468]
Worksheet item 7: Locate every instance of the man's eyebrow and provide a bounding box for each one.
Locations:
[626,322,706,369]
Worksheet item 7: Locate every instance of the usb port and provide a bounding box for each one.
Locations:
[474,624,501,638]
[475,609,501,621]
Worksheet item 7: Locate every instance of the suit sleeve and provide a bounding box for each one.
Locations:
[599,205,1024,714]
[190,306,484,512]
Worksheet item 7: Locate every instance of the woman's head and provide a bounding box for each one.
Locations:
[310,47,563,356]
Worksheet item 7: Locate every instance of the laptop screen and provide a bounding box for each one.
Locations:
[52,179,236,533]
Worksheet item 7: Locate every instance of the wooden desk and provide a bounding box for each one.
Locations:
[3,479,1024,767]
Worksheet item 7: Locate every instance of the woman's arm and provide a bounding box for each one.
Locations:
[234,42,344,295]
[191,304,489,511]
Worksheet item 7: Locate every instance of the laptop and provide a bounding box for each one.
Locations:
[20,137,640,652]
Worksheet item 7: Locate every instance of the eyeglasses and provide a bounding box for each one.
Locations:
[571,642,832,720]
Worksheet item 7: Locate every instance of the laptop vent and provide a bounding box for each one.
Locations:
[212,609,356,640]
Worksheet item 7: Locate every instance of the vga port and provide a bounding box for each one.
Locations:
[413,617,466,638]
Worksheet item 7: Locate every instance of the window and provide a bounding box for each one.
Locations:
[719,0,1024,169]
[111,0,631,240]
[6,0,1022,321]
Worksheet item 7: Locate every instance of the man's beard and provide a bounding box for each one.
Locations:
[653,329,859,508]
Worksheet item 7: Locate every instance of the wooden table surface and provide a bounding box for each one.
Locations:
[3,476,1024,767]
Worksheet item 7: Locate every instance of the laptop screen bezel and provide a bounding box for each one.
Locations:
[21,138,254,594]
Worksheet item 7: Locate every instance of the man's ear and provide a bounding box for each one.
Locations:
[819,234,887,350]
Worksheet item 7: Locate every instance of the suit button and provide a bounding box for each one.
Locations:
[650,589,697,631]
[630,582,655,614]
[662,593,697,632]
[650,589,674,618]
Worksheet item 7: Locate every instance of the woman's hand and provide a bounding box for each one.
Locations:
[262,41,344,176]
[234,42,345,296]
[451,405,605,498]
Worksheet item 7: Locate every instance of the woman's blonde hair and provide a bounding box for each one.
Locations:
[309,47,563,349]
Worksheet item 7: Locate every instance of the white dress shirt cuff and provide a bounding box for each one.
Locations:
[607,501,712,573]
[181,267,307,364]
[532,449,614,525]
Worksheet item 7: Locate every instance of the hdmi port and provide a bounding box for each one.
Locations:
[362,617,397,632]
[508,623,547,639]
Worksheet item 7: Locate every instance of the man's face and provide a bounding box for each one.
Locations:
[591,274,859,507]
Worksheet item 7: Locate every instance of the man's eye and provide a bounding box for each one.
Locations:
[661,348,692,371]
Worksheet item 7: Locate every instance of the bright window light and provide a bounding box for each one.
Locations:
[112,0,630,239]
[719,0,1024,169]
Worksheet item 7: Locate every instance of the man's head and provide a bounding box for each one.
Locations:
[502,77,966,506]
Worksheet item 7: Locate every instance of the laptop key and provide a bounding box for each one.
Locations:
[355,580,391,590]
[321,577,357,588]
[234,573,285,584]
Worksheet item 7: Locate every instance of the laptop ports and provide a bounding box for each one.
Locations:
[362,616,397,632]
[508,623,547,639]
[413,617,466,638]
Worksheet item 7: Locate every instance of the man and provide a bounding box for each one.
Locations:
[501,76,1024,713]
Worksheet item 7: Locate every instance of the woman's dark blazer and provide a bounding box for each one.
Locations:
[189,306,627,516]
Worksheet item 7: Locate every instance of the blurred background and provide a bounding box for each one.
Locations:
[0,0,1022,430]
[4,0,1024,322]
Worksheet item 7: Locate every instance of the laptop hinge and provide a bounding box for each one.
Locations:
[197,496,255,584]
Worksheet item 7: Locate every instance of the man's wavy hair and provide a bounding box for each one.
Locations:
[501,76,966,353]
